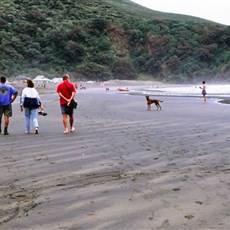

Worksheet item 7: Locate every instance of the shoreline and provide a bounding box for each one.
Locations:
[11,79,230,100]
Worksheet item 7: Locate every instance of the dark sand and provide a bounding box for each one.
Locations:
[1,82,230,229]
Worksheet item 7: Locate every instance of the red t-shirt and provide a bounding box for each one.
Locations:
[56,80,76,105]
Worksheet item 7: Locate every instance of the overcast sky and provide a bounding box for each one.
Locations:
[131,0,230,26]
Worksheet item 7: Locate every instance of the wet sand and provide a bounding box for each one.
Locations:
[1,82,230,229]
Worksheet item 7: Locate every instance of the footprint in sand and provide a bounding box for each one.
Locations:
[195,201,203,205]
[172,187,180,191]
[185,215,194,220]
[157,219,170,228]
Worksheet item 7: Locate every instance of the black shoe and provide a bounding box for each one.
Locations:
[38,111,47,116]
[4,129,9,135]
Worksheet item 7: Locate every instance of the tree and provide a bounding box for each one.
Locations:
[112,58,137,80]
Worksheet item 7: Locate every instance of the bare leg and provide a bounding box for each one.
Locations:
[4,116,9,127]
[63,114,68,133]
[4,116,9,135]
[203,95,206,103]
[69,115,75,132]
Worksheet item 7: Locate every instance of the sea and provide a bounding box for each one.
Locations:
[128,84,230,104]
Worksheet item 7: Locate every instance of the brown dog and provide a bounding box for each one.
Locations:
[145,95,163,111]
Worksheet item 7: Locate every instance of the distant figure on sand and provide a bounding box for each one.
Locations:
[199,81,207,103]
[20,79,43,134]
[0,76,18,135]
[56,74,76,134]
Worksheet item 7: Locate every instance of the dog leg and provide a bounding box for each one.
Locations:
[156,102,162,110]
[158,103,162,110]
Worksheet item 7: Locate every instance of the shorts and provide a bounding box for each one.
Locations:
[202,90,207,96]
[0,105,12,117]
[61,104,74,116]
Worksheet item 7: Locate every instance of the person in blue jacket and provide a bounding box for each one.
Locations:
[0,76,18,135]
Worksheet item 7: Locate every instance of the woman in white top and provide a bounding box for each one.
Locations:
[20,79,43,134]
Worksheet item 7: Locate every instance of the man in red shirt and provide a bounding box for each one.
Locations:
[56,74,76,134]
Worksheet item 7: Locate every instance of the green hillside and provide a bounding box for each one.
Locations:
[0,0,230,82]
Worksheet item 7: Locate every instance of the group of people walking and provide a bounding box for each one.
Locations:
[0,74,76,135]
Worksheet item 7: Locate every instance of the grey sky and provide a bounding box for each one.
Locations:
[131,0,230,25]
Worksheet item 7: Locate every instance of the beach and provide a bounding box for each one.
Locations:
[1,82,230,229]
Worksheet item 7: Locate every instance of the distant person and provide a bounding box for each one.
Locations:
[0,76,18,135]
[56,74,76,134]
[199,81,207,103]
[20,79,43,134]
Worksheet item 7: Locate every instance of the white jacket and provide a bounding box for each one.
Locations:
[20,87,41,107]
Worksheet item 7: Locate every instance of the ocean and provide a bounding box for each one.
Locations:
[128,84,230,104]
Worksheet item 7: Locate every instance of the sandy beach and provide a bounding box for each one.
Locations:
[1,81,230,229]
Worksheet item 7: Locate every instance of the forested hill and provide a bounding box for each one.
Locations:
[0,0,230,82]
